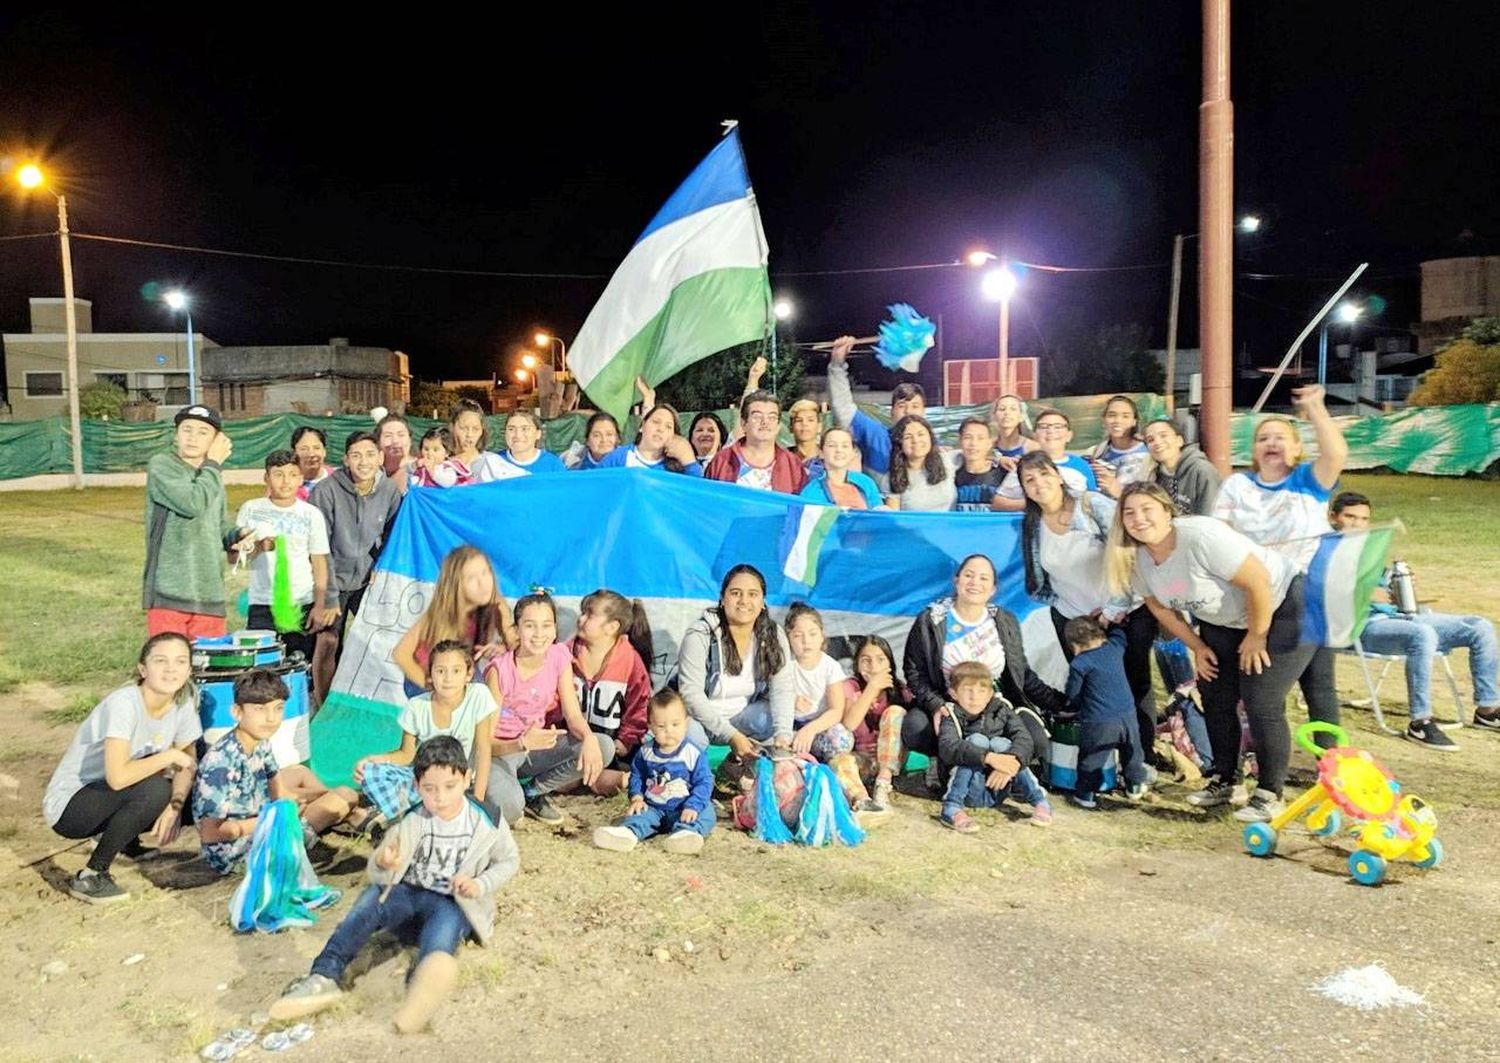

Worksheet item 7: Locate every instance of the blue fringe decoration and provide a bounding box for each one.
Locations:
[874,303,937,372]
[228,799,340,933]
[752,757,795,845]
[795,763,866,848]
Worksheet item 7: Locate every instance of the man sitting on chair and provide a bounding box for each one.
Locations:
[1330,492,1500,751]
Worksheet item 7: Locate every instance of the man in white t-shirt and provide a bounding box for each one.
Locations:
[703,391,809,495]
[992,408,1099,512]
[237,450,333,660]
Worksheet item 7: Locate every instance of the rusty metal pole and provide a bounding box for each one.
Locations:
[1199,0,1234,473]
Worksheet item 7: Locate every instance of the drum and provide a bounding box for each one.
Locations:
[1045,720,1118,794]
[194,631,311,766]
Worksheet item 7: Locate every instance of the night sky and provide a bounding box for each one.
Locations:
[2,3,1496,389]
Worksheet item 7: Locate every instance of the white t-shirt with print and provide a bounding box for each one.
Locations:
[940,610,1007,681]
[791,653,846,725]
[1213,463,1333,571]
[397,683,498,765]
[1131,516,1296,630]
[235,497,330,605]
[736,459,774,492]
[402,803,479,895]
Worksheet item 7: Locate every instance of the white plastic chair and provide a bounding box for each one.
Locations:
[1339,638,1466,735]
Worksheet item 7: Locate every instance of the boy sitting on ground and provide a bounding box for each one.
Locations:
[1062,617,1153,809]
[936,661,1052,831]
[193,668,360,873]
[269,736,519,1033]
[593,690,714,855]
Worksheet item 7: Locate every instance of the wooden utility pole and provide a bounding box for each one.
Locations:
[1199,0,1234,473]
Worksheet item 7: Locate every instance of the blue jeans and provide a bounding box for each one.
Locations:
[942,734,1047,818]
[311,883,470,982]
[621,800,717,841]
[685,699,773,750]
[1360,612,1499,720]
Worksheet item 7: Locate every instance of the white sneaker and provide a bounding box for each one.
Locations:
[592,826,638,852]
[1232,788,1285,823]
[660,830,705,855]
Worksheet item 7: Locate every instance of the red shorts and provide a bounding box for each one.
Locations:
[146,608,226,640]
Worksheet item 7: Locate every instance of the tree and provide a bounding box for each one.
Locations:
[409,380,466,420]
[655,332,805,414]
[78,380,127,420]
[1043,323,1164,396]
[1410,317,1500,406]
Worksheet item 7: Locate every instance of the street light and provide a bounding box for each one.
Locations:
[161,289,198,405]
[1164,213,1261,412]
[513,369,529,387]
[773,299,794,321]
[533,331,567,372]
[1317,302,1363,387]
[966,250,997,268]
[13,162,83,489]
[981,263,1019,395]
[521,353,538,370]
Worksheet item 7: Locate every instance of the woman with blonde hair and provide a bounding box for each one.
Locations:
[1107,482,1315,823]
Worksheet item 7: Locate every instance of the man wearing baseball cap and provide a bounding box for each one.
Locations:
[142,405,256,637]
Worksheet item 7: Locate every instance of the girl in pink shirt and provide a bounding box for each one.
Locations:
[483,593,610,826]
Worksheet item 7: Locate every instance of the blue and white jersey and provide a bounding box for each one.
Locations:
[1213,462,1334,572]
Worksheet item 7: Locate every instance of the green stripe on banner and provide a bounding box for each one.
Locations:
[1350,528,1394,643]
[307,689,404,789]
[801,508,839,586]
[581,266,772,422]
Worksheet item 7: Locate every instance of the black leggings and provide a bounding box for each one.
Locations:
[52,775,172,873]
[1197,577,1318,797]
[1052,604,1158,751]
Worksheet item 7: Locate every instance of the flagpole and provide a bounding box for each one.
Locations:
[726,118,776,396]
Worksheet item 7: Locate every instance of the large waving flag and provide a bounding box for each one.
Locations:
[1301,527,1395,647]
[568,129,772,421]
[308,472,1059,788]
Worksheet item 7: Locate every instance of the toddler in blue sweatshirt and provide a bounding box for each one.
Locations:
[1063,618,1152,809]
[593,690,715,855]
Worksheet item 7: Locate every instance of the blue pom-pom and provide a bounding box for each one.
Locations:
[752,757,795,845]
[874,303,937,372]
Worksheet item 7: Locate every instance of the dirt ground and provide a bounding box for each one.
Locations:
[5,670,1499,1063]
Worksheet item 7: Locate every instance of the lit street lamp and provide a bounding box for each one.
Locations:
[521,353,538,370]
[13,162,84,489]
[161,289,198,405]
[533,331,567,372]
[1318,301,1363,387]
[1164,213,1261,412]
[981,263,1019,395]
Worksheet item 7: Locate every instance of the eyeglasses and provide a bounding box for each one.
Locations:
[746,412,779,424]
[1035,422,1068,433]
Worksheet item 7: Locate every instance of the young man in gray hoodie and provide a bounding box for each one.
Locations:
[1142,418,1223,516]
[308,430,402,698]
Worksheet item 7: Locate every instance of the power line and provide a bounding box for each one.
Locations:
[0,231,57,242]
[70,232,611,280]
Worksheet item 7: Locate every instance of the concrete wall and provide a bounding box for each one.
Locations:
[2,333,215,420]
[1421,256,1500,321]
[202,341,410,419]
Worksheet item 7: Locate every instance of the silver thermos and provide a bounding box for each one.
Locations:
[1390,559,1419,614]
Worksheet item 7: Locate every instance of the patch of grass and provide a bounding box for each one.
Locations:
[42,695,99,727]
[0,484,259,694]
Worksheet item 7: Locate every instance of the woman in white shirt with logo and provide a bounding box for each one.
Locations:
[1108,482,1316,824]
[1213,384,1348,757]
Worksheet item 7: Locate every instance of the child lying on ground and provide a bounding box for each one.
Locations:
[269,736,519,1033]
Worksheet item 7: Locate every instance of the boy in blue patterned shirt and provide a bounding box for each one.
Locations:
[192,669,354,872]
[593,690,714,855]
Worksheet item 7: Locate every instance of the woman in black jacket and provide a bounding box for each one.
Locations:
[901,554,1065,780]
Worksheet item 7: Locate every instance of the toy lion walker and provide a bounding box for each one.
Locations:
[1241,722,1443,885]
